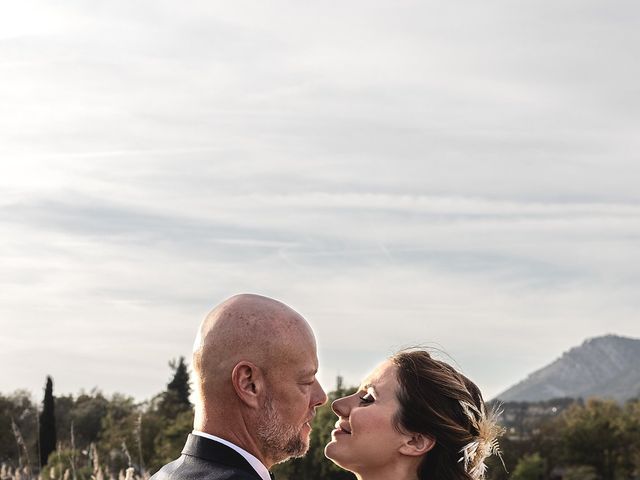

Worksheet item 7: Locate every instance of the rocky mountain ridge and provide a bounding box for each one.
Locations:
[496,334,640,402]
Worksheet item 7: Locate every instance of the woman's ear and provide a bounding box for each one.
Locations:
[399,433,436,457]
[231,361,263,408]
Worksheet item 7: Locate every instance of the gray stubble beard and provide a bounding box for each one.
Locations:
[256,394,309,465]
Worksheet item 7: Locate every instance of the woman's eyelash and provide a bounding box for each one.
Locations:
[359,393,375,404]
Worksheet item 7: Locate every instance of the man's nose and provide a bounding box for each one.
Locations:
[312,379,328,407]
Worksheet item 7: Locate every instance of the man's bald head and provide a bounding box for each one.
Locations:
[190,293,327,468]
[193,294,315,402]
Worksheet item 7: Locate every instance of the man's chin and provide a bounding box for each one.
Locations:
[260,418,313,463]
[296,437,311,457]
[289,430,311,458]
[272,437,309,464]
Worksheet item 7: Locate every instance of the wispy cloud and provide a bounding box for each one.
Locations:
[1,0,639,399]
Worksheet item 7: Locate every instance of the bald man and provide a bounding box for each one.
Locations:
[151,294,327,480]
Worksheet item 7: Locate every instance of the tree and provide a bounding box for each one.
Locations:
[70,390,109,448]
[150,409,194,471]
[158,357,192,418]
[617,399,640,479]
[511,453,545,480]
[53,394,74,447]
[559,398,622,480]
[0,391,38,468]
[97,393,139,475]
[39,376,57,468]
[562,465,598,480]
[167,357,191,408]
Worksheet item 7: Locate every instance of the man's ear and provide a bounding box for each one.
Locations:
[398,433,436,457]
[231,361,264,409]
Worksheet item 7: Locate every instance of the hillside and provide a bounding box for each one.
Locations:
[496,334,640,402]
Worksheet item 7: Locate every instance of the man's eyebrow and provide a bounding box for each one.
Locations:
[298,368,318,377]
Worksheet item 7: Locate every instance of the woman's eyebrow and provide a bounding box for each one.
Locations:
[363,383,377,394]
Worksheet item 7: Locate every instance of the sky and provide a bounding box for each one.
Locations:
[1,1,639,403]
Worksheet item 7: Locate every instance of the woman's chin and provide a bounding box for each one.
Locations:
[324,441,336,459]
[325,441,360,475]
[324,441,343,464]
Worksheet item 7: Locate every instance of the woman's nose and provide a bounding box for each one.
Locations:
[331,396,349,417]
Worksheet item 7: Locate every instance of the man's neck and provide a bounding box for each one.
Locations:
[194,420,272,469]
[192,430,272,480]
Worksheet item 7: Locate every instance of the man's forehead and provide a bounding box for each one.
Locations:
[296,353,319,375]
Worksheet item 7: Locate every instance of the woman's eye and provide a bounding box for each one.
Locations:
[359,393,375,404]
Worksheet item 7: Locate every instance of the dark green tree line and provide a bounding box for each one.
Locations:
[3,363,639,480]
[487,398,640,480]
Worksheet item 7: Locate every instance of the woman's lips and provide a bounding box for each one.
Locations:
[332,422,351,435]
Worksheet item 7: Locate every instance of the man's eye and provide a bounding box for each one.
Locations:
[359,393,375,404]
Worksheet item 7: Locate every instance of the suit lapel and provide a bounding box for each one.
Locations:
[182,434,263,479]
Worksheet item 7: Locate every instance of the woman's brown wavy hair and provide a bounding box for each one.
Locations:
[391,349,500,480]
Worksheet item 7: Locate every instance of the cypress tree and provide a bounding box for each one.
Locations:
[158,357,192,417]
[167,357,191,409]
[39,376,57,467]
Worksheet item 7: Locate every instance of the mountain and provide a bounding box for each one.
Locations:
[496,334,640,403]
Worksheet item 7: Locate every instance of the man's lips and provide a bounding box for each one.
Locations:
[302,415,315,429]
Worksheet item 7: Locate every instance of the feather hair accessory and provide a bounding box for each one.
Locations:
[457,401,506,480]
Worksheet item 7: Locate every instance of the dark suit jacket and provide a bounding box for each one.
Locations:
[150,434,267,480]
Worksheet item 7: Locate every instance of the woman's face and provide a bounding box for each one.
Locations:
[324,360,411,474]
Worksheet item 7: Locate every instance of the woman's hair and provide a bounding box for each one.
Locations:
[391,349,504,480]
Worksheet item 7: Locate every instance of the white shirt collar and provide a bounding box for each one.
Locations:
[191,430,271,480]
